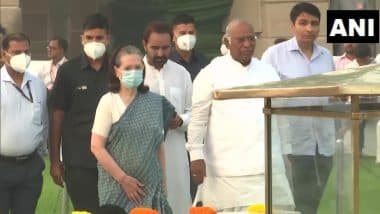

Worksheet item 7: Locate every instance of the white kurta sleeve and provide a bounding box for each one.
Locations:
[178,70,193,131]
[92,94,113,138]
[186,67,213,161]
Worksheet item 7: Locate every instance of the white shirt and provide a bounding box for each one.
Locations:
[143,57,192,128]
[38,56,67,90]
[187,54,280,176]
[376,54,380,64]
[1,66,48,156]
[143,57,193,214]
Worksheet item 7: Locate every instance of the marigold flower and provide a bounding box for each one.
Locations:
[189,206,217,214]
[71,211,91,214]
[130,207,159,214]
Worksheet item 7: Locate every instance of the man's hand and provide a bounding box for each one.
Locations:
[49,110,65,187]
[190,159,206,185]
[169,114,183,129]
[50,160,64,187]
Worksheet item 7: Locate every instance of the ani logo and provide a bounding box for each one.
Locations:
[327,10,379,43]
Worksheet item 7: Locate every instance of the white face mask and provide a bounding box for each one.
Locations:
[176,34,196,51]
[220,43,229,55]
[83,42,106,59]
[8,52,31,73]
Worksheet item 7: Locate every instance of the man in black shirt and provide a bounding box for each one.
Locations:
[169,14,209,81]
[50,13,110,212]
[169,14,209,201]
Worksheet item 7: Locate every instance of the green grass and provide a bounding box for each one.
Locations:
[36,157,380,214]
[318,156,380,214]
[36,158,73,214]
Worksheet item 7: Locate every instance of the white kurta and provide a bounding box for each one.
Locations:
[144,57,192,214]
[187,54,294,210]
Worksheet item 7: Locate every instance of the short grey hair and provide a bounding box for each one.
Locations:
[224,19,254,37]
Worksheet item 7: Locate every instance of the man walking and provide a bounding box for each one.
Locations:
[188,19,293,212]
[0,32,48,214]
[262,2,336,214]
[50,13,110,212]
[143,21,192,214]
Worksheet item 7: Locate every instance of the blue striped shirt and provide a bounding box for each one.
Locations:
[1,66,48,156]
[261,37,336,156]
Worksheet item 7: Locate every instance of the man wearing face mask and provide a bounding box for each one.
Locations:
[0,33,48,214]
[169,14,209,202]
[50,13,110,212]
[169,14,209,81]
[143,21,192,214]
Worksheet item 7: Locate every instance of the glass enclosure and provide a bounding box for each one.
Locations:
[270,114,354,214]
[214,64,380,214]
[268,96,380,214]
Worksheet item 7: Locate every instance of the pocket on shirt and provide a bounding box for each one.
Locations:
[169,87,182,112]
[72,85,90,112]
[32,101,43,125]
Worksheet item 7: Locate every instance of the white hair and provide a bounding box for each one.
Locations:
[224,19,253,37]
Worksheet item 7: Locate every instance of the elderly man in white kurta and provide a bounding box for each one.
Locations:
[187,20,294,212]
[142,21,192,214]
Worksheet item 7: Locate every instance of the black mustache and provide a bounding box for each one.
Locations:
[153,57,168,64]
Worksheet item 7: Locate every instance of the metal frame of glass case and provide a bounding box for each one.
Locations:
[214,64,380,214]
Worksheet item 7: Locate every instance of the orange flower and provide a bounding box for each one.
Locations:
[189,207,217,214]
[130,208,159,214]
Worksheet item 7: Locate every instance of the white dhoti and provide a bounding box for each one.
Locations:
[200,174,265,211]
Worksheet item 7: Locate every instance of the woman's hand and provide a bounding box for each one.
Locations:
[91,134,146,204]
[119,175,145,204]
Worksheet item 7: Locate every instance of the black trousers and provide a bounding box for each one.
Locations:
[288,153,333,214]
[0,153,44,214]
[64,165,99,212]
